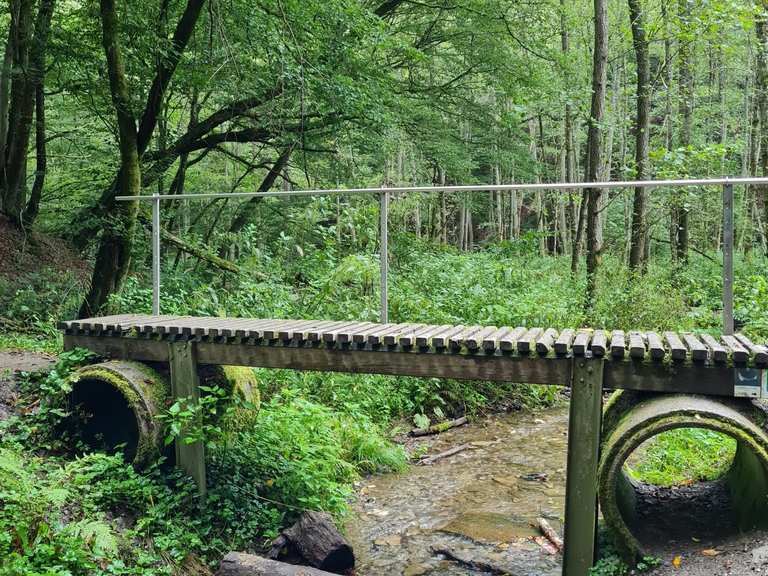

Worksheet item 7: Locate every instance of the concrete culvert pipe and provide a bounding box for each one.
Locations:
[598,392,768,563]
[68,361,260,468]
[68,361,169,468]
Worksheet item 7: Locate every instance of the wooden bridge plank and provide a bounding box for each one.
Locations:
[276,320,320,341]
[735,334,768,365]
[336,322,377,344]
[432,325,467,349]
[554,329,575,356]
[407,324,449,347]
[610,330,626,359]
[682,333,708,362]
[628,331,645,359]
[722,335,750,363]
[367,323,409,346]
[384,324,426,346]
[663,332,687,361]
[305,321,346,342]
[645,332,665,360]
[449,326,484,350]
[138,316,186,335]
[466,326,499,350]
[261,320,301,340]
[590,330,607,357]
[700,334,728,363]
[571,330,592,356]
[517,328,543,354]
[535,328,559,356]
[322,321,363,343]
[414,324,454,348]
[496,326,527,351]
[105,314,160,332]
[482,326,512,351]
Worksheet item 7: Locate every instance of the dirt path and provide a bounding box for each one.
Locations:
[0,350,55,419]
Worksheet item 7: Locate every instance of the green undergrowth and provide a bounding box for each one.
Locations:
[0,352,408,575]
[590,529,660,576]
[625,428,737,487]
[0,331,61,354]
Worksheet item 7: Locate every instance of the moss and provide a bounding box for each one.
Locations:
[68,361,169,468]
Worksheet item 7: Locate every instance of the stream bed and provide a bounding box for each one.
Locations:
[346,407,569,575]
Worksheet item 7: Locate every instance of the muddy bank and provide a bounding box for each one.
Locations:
[0,350,55,419]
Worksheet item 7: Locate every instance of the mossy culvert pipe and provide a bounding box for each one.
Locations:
[67,361,259,468]
[599,392,768,563]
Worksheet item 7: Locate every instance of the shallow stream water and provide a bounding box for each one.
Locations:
[346,407,569,575]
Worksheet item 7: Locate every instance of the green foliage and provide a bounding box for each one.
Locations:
[1,348,97,451]
[214,392,407,519]
[626,428,737,487]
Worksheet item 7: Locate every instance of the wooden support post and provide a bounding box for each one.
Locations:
[168,341,206,497]
[562,357,603,576]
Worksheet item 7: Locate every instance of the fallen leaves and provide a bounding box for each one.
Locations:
[672,555,682,569]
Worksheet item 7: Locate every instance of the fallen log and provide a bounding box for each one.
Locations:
[431,547,514,575]
[217,552,341,576]
[532,536,558,555]
[534,517,563,553]
[418,443,471,465]
[268,511,354,574]
[410,416,468,437]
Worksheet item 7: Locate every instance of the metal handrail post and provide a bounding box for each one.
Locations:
[152,192,161,315]
[380,188,389,323]
[723,181,734,334]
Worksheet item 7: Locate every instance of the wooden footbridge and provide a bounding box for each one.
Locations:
[61,314,768,576]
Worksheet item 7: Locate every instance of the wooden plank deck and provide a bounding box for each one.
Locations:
[60,315,767,397]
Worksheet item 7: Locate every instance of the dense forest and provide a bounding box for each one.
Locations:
[2,0,768,575]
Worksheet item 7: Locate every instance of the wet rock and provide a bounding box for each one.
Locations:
[439,512,538,543]
[374,534,402,547]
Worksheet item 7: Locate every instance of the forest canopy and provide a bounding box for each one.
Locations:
[0,0,764,319]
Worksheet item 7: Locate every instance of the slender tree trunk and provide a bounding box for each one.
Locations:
[756,1,768,243]
[585,0,608,311]
[226,144,294,236]
[23,83,45,225]
[628,0,650,270]
[675,0,694,263]
[79,0,141,318]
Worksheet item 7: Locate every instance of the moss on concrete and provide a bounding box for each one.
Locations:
[68,361,169,468]
[598,394,768,564]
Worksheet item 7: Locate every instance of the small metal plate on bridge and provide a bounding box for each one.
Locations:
[734,368,768,398]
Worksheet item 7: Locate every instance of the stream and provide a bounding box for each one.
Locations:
[346,407,569,576]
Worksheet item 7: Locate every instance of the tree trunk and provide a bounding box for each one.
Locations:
[585,0,608,310]
[628,0,650,270]
[226,143,294,236]
[675,0,694,263]
[756,1,768,244]
[23,82,45,225]
[79,0,140,318]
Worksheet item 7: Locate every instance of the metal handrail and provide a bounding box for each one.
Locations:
[118,175,763,201]
[133,177,741,335]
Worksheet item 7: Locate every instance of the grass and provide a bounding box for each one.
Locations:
[0,331,61,354]
[626,428,737,487]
